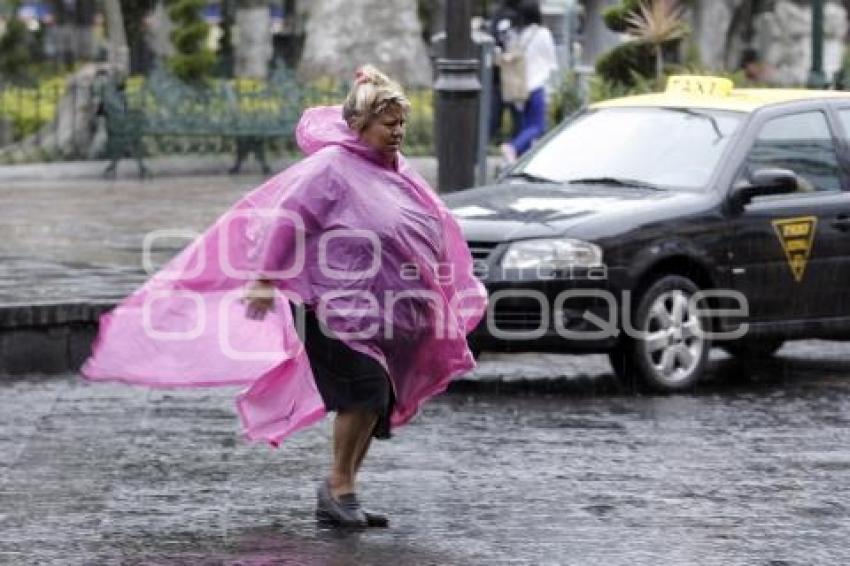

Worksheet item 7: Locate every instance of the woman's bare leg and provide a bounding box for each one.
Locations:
[328,409,378,498]
[353,434,372,476]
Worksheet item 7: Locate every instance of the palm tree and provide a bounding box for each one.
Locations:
[625,0,689,82]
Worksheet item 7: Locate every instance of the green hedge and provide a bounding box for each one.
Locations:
[0,77,66,140]
[0,74,436,156]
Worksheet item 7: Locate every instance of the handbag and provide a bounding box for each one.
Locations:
[499,27,539,104]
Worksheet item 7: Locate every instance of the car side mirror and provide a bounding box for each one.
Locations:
[731,168,799,207]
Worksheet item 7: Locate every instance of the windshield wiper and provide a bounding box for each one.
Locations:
[665,107,725,142]
[566,177,662,190]
[506,171,557,183]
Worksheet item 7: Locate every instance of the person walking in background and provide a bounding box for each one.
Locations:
[82,66,486,529]
[488,0,521,141]
[500,0,557,165]
[739,47,773,85]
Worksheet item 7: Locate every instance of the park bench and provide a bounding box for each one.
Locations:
[100,65,308,178]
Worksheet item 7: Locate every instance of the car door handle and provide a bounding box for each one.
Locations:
[832,215,850,231]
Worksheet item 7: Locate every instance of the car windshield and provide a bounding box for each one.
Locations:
[516,107,745,190]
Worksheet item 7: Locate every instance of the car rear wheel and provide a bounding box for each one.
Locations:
[720,337,784,359]
[608,275,711,392]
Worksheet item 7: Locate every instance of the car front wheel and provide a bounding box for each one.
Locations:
[609,275,711,392]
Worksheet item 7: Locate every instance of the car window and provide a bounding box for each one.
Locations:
[518,107,744,190]
[741,111,842,193]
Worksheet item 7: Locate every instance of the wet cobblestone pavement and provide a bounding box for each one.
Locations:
[0,176,265,305]
[0,167,436,306]
[2,173,850,563]
[2,346,850,565]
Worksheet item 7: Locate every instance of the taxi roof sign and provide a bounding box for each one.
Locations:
[666,75,734,97]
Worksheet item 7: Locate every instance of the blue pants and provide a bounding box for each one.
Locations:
[510,87,546,156]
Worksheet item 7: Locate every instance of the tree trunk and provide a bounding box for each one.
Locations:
[723,0,758,71]
[299,0,432,86]
[752,0,849,86]
[73,0,97,61]
[689,0,750,70]
[0,64,105,161]
[655,44,663,82]
[235,2,273,78]
[103,0,129,78]
[147,1,175,61]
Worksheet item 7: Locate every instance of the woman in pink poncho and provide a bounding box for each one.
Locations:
[82,65,487,528]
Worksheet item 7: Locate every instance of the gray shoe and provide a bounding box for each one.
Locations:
[316,480,367,528]
[362,509,389,528]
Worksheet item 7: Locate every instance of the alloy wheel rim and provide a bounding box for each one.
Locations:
[640,289,705,386]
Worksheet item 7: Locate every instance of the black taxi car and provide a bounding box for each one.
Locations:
[444,76,850,392]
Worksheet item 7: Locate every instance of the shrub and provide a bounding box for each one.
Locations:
[0,76,66,140]
[0,11,33,82]
[167,0,215,83]
[589,72,659,103]
[602,0,643,32]
[550,72,585,124]
[595,0,689,87]
[402,88,433,155]
[595,41,658,87]
[589,66,749,104]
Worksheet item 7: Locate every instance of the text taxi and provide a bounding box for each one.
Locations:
[444,76,850,392]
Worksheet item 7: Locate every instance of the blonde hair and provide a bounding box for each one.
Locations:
[342,65,410,132]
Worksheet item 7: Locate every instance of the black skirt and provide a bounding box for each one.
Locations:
[290,303,394,439]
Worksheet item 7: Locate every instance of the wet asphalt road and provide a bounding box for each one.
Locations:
[2,345,850,565]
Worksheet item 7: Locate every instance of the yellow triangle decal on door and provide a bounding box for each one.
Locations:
[771,216,817,283]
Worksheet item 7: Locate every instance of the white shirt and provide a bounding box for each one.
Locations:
[514,24,558,92]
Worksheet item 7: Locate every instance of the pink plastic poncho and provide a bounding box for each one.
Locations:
[82,105,487,446]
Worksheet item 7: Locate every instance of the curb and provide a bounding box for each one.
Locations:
[0,156,294,183]
[0,155,500,189]
[0,302,114,377]
[0,155,445,184]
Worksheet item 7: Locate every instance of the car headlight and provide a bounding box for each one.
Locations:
[501,238,603,269]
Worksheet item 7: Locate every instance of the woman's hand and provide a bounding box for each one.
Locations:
[242,279,276,320]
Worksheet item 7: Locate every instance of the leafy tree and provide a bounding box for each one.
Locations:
[0,1,33,82]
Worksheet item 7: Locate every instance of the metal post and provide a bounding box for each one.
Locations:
[220,0,234,77]
[434,0,480,193]
[35,87,41,147]
[69,83,75,157]
[476,37,493,185]
[807,0,826,89]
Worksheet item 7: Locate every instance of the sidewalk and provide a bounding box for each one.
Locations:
[0,154,444,184]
